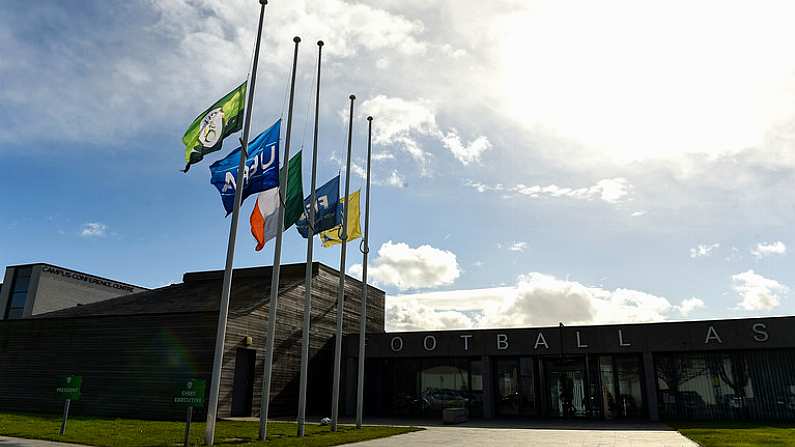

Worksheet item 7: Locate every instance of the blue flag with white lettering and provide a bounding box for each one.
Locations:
[295,175,342,238]
[209,120,281,215]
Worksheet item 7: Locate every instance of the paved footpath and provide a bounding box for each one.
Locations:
[343,426,698,447]
[0,437,90,447]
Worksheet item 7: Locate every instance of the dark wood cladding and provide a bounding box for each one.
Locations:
[0,262,385,421]
[0,312,217,419]
[217,264,385,418]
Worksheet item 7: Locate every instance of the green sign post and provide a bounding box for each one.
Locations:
[174,379,206,447]
[56,375,82,435]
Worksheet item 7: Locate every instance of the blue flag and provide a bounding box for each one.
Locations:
[296,175,342,238]
[209,120,281,215]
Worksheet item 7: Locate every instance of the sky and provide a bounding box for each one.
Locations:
[1,0,794,332]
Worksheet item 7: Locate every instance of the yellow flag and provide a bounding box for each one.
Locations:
[320,190,362,247]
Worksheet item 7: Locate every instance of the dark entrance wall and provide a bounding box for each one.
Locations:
[345,316,795,422]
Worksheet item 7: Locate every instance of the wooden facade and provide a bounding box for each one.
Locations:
[0,262,385,420]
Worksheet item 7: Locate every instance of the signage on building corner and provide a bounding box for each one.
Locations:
[41,265,135,292]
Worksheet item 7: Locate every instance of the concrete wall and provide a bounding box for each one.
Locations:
[0,264,148,319]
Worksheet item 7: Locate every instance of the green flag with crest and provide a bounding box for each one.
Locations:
[181,81,247,172]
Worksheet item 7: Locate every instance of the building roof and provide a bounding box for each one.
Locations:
[34,262,381,319]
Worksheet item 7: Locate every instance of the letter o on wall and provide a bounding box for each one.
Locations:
[423,335,437,351]
[390,336,404,352]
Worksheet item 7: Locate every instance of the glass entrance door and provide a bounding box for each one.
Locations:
[545,357,588,417]
[598,355,646,419]
[494,357,538,417]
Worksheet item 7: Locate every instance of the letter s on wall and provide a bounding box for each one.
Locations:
[752,323,769,342]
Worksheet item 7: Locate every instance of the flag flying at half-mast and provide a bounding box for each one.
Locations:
[209,119,281,215]
[320,190,362,247]
[182,82,247,172]
[295,175,341,238]
[250,151,303,250]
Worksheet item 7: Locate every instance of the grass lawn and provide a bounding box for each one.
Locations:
[671,421,795,446]
[0,412,420,446]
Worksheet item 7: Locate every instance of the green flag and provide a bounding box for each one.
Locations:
[181,81,247,172]
[281,151,304,229]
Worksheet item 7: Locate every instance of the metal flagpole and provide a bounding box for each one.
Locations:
[331,94,356,432]
[355,116,373,429]
[259,35,301,441]
[297,39,323,438]
[205,1,267,445]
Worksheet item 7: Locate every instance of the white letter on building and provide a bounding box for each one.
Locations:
[390,336,404,352]
[705,326,723,344]
[497,333,509,350]
[424,335,437,351]
[752,323,769,342]
[618,329,631,347]
[460,334,472,351]
[576,331,589,348]
[534,332,549,349]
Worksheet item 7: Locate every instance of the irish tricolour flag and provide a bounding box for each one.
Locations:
[249,151,304,251]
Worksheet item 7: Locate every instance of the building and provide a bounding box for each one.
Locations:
[0,262,384,420]
[0,263,147,320]
[346,316,795,421]
[4,260,795,423]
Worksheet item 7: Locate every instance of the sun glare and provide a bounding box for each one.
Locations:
[495,1,795,163]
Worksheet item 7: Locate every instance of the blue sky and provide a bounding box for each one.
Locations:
[2,0,794,331]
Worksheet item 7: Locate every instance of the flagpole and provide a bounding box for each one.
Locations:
[205,1,267,445]
[259,35,301,441]
[331,94,356,432]
[355,116,373,429]
[297,39,323,438]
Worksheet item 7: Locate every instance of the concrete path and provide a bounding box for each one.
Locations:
[0,437,90,447]
[343,425,698,447]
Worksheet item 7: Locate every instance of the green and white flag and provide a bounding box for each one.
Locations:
[181,81,247,172]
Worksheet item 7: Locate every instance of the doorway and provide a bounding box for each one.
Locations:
[231,348,256,417]
[545,357,588,417]
[494,357,538,417]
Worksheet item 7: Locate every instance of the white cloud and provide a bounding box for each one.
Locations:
[690,243,720,258]
[384,170,407,188]
[330,153,405,188]
[732,270,789,310]
[751,241,787,259]
[676,297,706,316]
[80,222,108,238]
[386,304,473,332]
[439,129,493,165]
[513,178,632,203]
[465,180,504,193]
[351,241,460,290]
[359,95,492,170]
[507,241,527,252]
[630,210,647,217]
[0,0,430,145]
[471,178,631,204]
[386,273,701,331]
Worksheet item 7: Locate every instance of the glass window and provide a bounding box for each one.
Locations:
[615,356,644,417]
[599,356,617,419]
[379,358,483,418]
[420,359,470,414]
[656,351,771,420]
[4,267,32,319]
